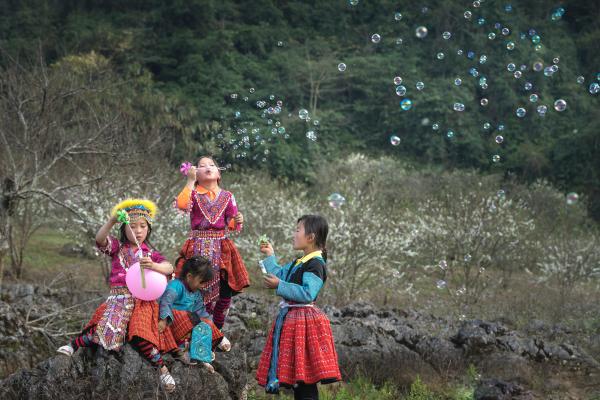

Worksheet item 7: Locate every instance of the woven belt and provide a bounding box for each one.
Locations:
[188,230,227,240]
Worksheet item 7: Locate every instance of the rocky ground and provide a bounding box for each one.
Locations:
[1,282,599,399]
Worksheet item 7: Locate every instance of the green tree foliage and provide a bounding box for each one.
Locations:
[1,0,599,216]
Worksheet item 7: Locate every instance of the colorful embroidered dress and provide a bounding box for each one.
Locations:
[255,251,341,392]
[85,236,171,351]
[175,185,250,304]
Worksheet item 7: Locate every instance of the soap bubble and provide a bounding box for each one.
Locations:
[306,130,317,141]
[524,82,533,90]
[328,193,345,208]
[416,81,425,90]
[553,99,567,112]
[506,41,515,50]
[454,78,462,86]
[453,103,465,112]
[488,32,496,40]
[396,38,403,45]
[446,130,455,138]
[529,94,539,102]
[514,71,522,79]
[416,26,428,38]
[393,76,403,85]
[492,154,501,163]
[394,12,402,21]
[566,192,579,205]
[442,31,452,40]
[436,280,447,289]
[507,63,516,72]
[464,11,472,19]
[437,52,445,60]
[371,33,381,43]
[480,98,489,106]
[483,122,491,130]
[400,98,412,110]
[589,83,600,94]
[516,107,526,117]
[298,109,309,119]
[576,76,585,84]
[337,63,346,72]
[395,85,407,96]
[390,135,401,146]
[495,135,504,144]
[537,105,548,116]
[533,61,544,72]
[432,123,439,130]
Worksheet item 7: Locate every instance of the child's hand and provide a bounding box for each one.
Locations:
[140,257,155,271]
[186,166,197,182]
[234,212,244,225]
[158,319,167,333]
[263,274,280,289]
[260,242,274,256]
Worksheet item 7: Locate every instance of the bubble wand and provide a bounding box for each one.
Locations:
[116,210,146,288]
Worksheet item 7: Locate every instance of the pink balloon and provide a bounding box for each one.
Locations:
[125,262,167,301]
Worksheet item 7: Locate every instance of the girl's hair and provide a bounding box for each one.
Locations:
[196,155,222,185]
[119,222,153,247]
[180,256,214,283]
[297,214,329,261]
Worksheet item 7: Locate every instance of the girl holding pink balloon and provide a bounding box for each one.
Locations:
[57,199,179,392]
[175,156,250,347]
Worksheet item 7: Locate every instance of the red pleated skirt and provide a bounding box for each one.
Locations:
[256,306,341,387]
[85,299,178,352]
[168,309,224,348]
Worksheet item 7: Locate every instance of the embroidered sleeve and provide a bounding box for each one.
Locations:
[96,235,119,257]
[150,250,167,264]
[262,255,293,279]
[276,272,324,303]
[176,186,193,212]
[159,280,183,323]
[190,296,210,324]
[224,193,242,232]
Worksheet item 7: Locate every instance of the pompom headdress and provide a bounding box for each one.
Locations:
[111,199,157,225]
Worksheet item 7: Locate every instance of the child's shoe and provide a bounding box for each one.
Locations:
[173,350,197,366]
[217,336,231,352]
[56,344,74,356]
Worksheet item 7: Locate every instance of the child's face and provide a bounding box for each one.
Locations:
[293,221,314,250]
[196,157,220,182]
[125,219,149,245]
[185,273,208,291]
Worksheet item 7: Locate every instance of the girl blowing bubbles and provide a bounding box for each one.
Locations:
[175,156,250,348]
[256,215,341,400]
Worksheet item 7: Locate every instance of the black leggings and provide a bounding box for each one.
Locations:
[293,383,318,400]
